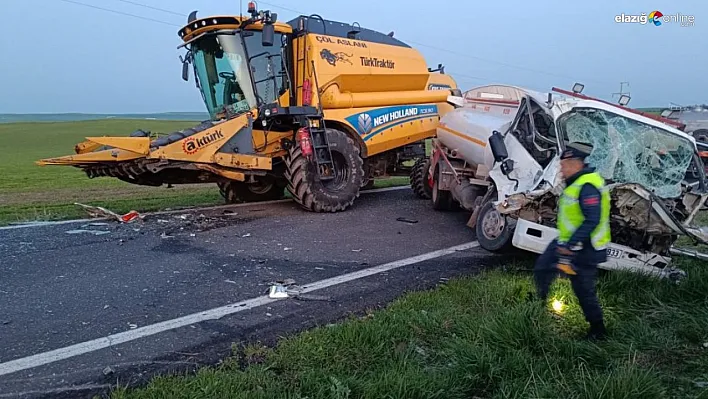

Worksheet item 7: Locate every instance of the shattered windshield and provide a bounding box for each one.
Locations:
[192,33,258,119]
[558,107,696,198]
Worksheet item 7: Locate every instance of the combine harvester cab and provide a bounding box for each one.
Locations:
[418,83,708,279]
[37,2,460,212]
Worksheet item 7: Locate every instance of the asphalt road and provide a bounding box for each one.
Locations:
[0,188,513,398]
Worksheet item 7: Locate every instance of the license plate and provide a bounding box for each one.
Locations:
[607,248,623,258]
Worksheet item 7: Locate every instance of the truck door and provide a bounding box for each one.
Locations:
[489,97,545,197]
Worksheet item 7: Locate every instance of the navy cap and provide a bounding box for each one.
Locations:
[561,142,592,160]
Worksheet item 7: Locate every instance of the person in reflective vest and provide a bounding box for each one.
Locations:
[533,141,610,340]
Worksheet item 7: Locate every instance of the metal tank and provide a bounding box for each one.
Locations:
[435,85,523,169]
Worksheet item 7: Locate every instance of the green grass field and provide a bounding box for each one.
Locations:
[110,258,708,399]
[0,120,408,225]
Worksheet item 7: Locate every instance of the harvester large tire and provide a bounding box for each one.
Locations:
[285,128,364,212]
[410,157,433,199]
[218,178,285,203]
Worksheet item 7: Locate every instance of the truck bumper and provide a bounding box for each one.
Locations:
[511,218,682,279]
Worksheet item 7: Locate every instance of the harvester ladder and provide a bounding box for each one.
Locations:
[307,115,335,181]
[294,34,308,106]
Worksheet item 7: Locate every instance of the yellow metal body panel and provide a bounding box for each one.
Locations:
[214,153,272,170]
[85,137,150,155]
[290,32,458,157]
[37,149,144,165]
[75,140,102,154]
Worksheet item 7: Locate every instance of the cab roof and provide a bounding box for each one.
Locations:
[286,15,410,48]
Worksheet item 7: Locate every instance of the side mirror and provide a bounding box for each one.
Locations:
[262,23,275,46]
[489,130,514,176]
[660,109,672,118]
[618,94,631,106]
[572,82,584,94]
[182,61,189,81]
[489,130,509,162]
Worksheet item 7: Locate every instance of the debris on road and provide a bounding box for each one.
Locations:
[266,278,333,302]
[160,232,174,239]
[396,217,419,224]
[74,203,143,224]
[268,284,289,299]
[102,366,115,376]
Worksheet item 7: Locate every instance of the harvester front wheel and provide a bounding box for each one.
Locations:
[218,178,285,203]
[285,128,364,212]
[410,157,433,199]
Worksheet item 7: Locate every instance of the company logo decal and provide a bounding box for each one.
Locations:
[346,105,439,138]
[428,84,451,91]
[357,113,373,134]
[649,10,664,25]
[360,56,395,69]
[315,35,368,48]
[182,130,225,154]
[320,49,352,66]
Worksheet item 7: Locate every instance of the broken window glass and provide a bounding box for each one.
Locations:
[557,107,695,198]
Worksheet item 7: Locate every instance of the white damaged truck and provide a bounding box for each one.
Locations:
[411,84,708,279]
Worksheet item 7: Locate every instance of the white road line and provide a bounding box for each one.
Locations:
[0,186,410,231]
[0,241,478,377]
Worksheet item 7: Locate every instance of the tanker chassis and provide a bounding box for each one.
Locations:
[416,84,708,279]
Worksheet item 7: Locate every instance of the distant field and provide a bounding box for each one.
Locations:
[0,120,220,224]
[0,119,408,225]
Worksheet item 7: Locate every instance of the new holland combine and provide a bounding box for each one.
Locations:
[37,2,459,212]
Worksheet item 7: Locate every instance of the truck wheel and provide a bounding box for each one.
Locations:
[410,157,433,199]
[285,128,364,212]
[431,164,456,211]
[219,178,285,203]
[475,200,514,252]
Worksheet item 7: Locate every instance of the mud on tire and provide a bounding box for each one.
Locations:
[284,128,364,212]
[410,157,432,199]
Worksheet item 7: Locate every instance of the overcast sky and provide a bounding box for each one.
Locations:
[1,0,705,113]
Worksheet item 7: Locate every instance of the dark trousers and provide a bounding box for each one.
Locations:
[533,239,604,325]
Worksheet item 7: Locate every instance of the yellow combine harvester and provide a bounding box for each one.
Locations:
[37,3,459,212]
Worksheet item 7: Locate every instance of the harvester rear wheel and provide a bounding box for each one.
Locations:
[218,178,285,203]
[410,157,432,199]
[285,128,364,212]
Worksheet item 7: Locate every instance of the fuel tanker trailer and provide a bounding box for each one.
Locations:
[413,84,708,280]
